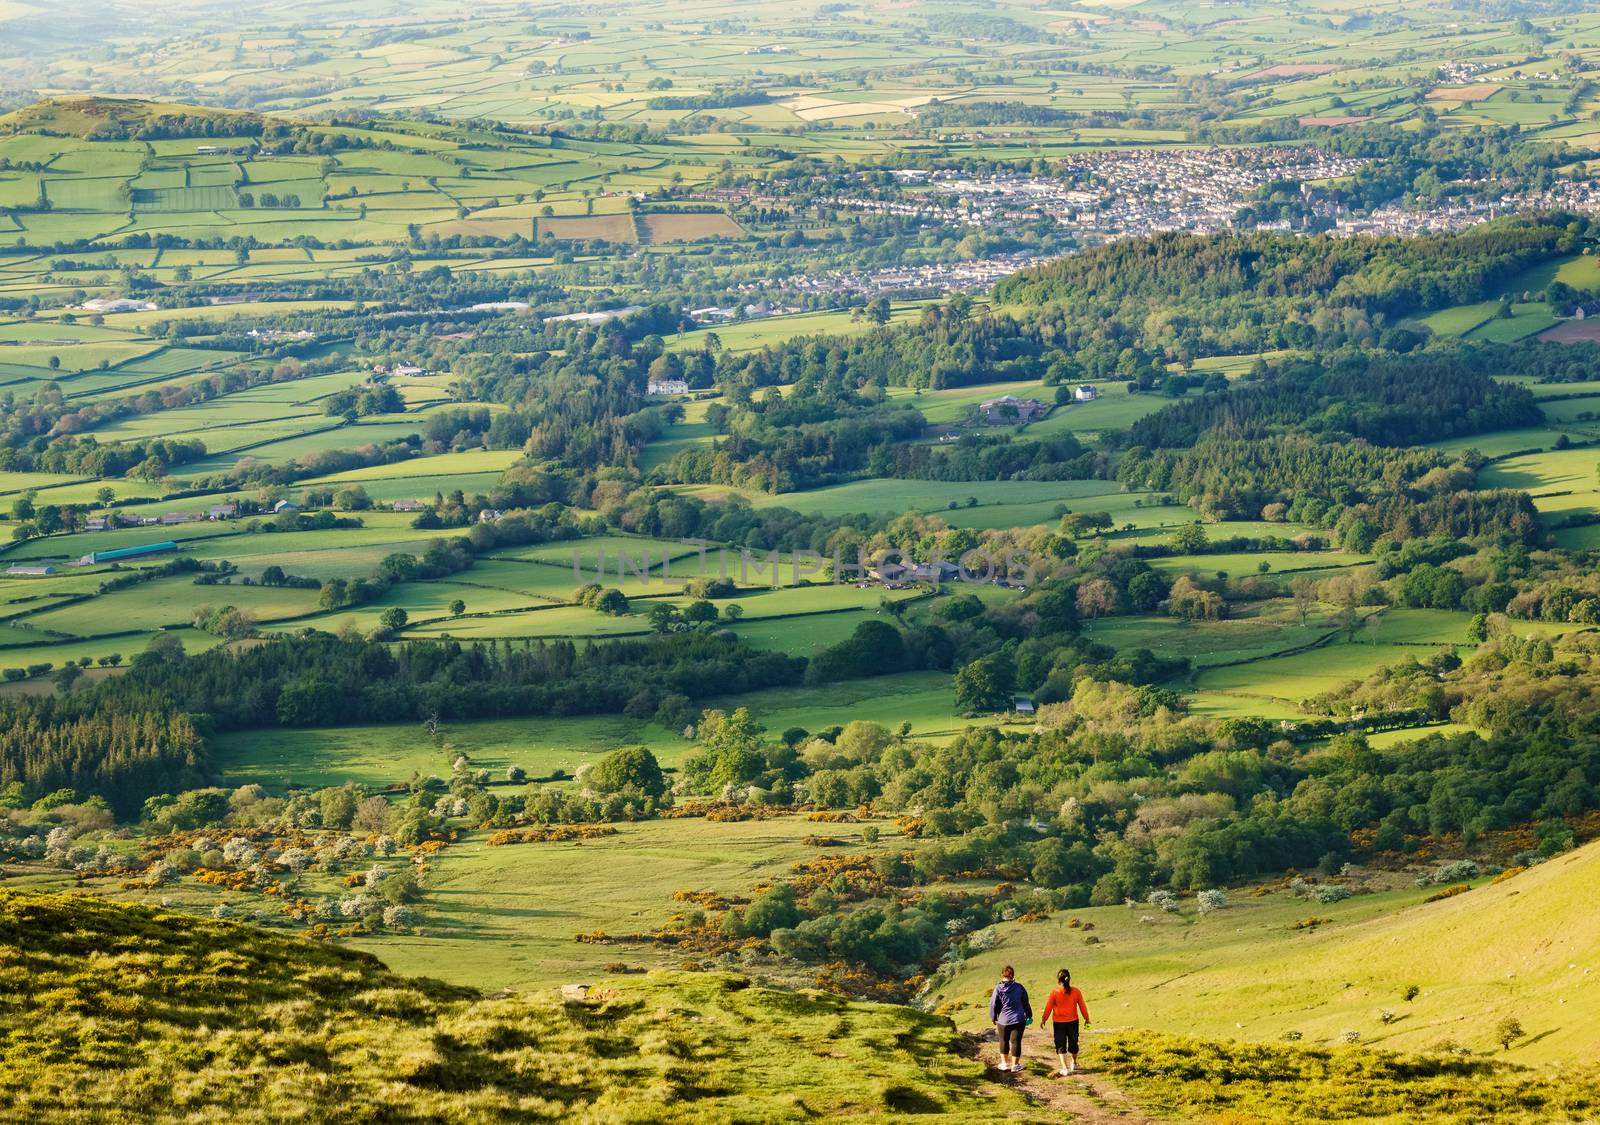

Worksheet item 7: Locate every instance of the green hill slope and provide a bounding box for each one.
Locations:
[0,888,1055,1123]
[0,96,261,139]
[948,838,1600,1066]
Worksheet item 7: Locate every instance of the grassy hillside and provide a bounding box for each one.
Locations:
[4,884,1592,1124]
[0,96,261,138]
[0,888,1054,1123]
[943,838,1600,1066]
[1099,1029,1600,1124]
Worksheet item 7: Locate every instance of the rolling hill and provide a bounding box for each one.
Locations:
[947,837,1600,1066]
[0,888,1056,1123]
[0,96,262,139]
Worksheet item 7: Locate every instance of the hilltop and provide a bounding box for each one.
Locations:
[0,96,263,140]
[0,888,1055,1123]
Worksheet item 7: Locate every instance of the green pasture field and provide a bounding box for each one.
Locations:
[35,481,205,507]
[729,607,890,656]
[663,304,930,355]
[0,320,133,344]
[1508,252,1600,294]
[0,627,216,688]
[1148,549,1368,577]
[213,711,686,791]
[362,577,557,620]
[1083,607,1333,670]
[715,477,1130,520]
[1465,305,1558,343]
[900,379,1049,425]
[1478,445,1600,497]
[18,574,323,636]
[1429,426,1594,459]
[200,540,442,584]
[1536,395,1600,423]
[1020,386,1169,436]
[701,670,985,744]
[178,418,437,474]
[1364,721,1478,748]
[0,568,113,607]
[87,403,324,447]
[214,666,976,795]
[668,580,921,618]
[399,603,652,640]
[1555,523,1600,550]
[1418,300,1498,337]
[361,818,901,987]
[0,621,52,645]
[499,535,701,572]
[1190,633,1464,712]
[0,341,160,373]
[354,817,910,988]
[640,411,717,471]
[946,488,1179,533]
[1423,301,1558,343]
[310,472,507,504]
[1477,444,1600,527]
[0,470,91,495]
[298,449,524,488]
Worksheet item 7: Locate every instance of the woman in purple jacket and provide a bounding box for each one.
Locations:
[990,965,1032,1073]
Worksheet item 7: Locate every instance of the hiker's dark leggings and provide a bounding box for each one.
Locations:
[998,1023,1023,1055]
[1053,1020,1080,1055]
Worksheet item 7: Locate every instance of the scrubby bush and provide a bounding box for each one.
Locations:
[1148,889,1179,913]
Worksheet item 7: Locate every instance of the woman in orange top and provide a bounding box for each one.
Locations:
[1040,968,1091,1075]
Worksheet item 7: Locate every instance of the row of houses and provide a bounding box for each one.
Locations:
[78,500,305,533]
[82,503,240,532]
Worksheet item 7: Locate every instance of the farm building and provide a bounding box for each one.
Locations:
[1014,697,1036,715]
[872,559,961,583]
[1074,384,1099,401]
[911,561,962,582]
[979,395,1048,423]
[392,499,425,512]
[208,504,237,520]
[647,378,689,395]
[75,541,178,567]
[543,306,643,325]
[6,564,55,576]
[478,509,504,523]
[273,500,299,514]
[80,297,157,314]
